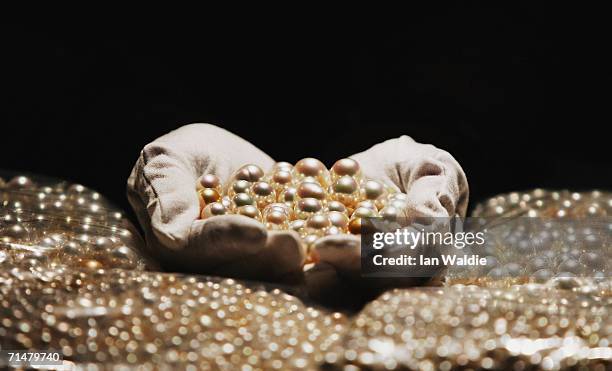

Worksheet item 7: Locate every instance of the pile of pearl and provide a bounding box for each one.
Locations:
[1,174,149,273]
[196,159,406,257]
[2,172,611,369]
[446,190,611,288]
[341,283,610,370]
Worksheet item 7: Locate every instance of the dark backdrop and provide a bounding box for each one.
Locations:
[1,8,609,219]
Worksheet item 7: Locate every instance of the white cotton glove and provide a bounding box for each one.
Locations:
[306,136,469,301]
[127,124,305,281]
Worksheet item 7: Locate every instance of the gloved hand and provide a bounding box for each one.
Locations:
[127,124,305,281]
[306,136,469,303]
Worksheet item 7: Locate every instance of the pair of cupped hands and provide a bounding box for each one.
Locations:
[127,124,468,295]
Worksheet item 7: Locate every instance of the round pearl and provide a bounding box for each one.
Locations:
[265,210,288,230]
[294,158,326,177]
[356,200,378,212]
[331,158,360,177]
[233,164,265,182]
[327,211,349,230]
[279,186,297,203]
[227,179,251,197]
[289,220,306,233]
[266,209,288,225]
[201,202,227,219]
[332,176,358,194]
[197,174,221,190]
[199,188,221,205]
[348,217,362,234]
[380,205,400,222]
[326,200,347,213]
[295,198,323,220]
[273,161,294,172]
[236,205,261,220]
[272,170,292,186]
[306,213,331,230]
[233,193,254,207]
[252,181,273,196]
[297,182,326,201]
[294,158,330,187]
[252,183,276,209]
[352,206,377,219]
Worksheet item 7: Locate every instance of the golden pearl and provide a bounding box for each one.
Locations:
[348,217,362,234]
[326,200,347,213]
[198,188,221,205]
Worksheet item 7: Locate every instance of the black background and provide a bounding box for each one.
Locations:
[1,8,609,220]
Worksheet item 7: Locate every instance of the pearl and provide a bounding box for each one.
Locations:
[270,170,293,194]
[330,158,360,180]
[348,217,362,234]
[294,158,330,187]
[251,181,276,209]
[361,180,388,209]
[236,205,261,220]
[194,160,409,254]
[330,175,359,209]
[327,211,349,230]
[306,213,332,230]
[295,198,323,220]
[380,205,400,222]
[326,200,347,213]
[264,209,289,230]
[296,181,326,201]
[352,206,378,219]
[228,180,251,198]
[232,193,254,208]
[289,219,306,233]
[355,200,378,212]
[201,202,227,219]
[324,226,343,236]
[279,186,297,204]
[273,161,294,172]
[197,174,221,191]
[198,188,221,207]
[233,164,265,182]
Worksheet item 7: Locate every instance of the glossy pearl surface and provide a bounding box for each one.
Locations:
[196,161,408,263]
